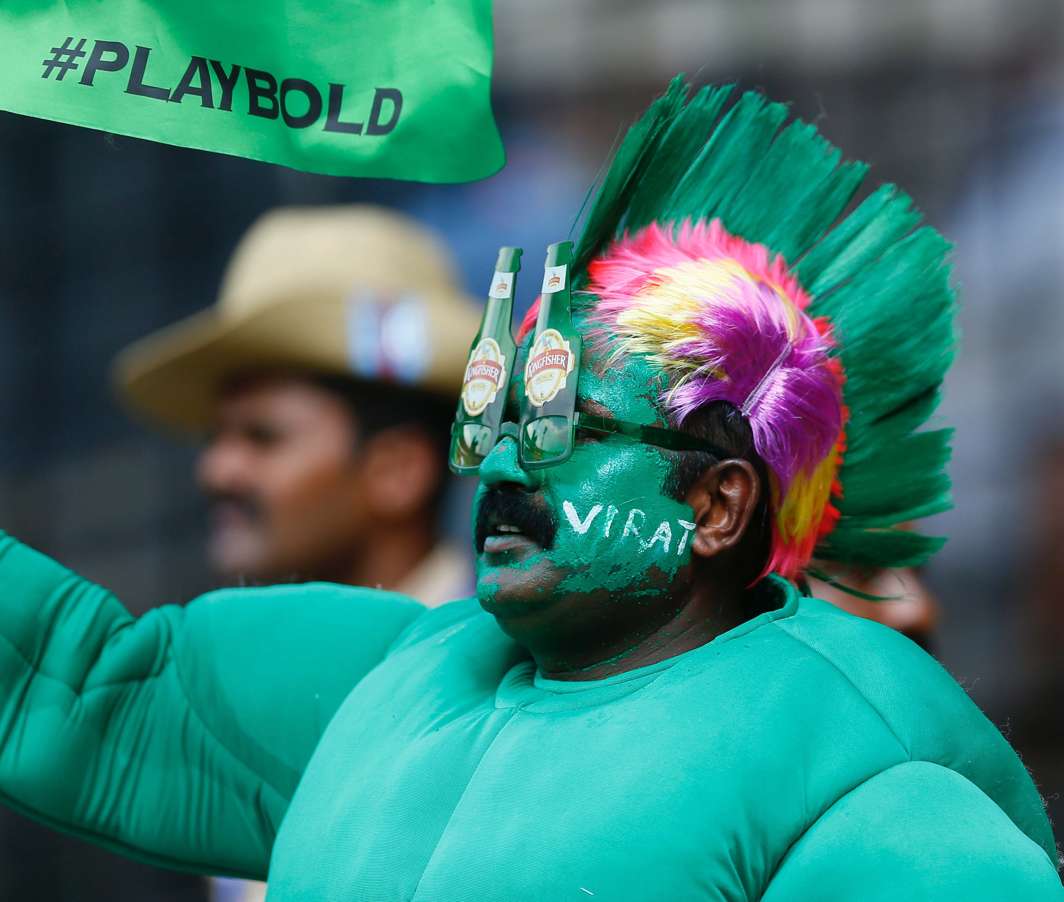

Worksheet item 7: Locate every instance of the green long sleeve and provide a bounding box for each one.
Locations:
[0,532,424,880]
[0,545,1056,898]
[761,761,1063,900]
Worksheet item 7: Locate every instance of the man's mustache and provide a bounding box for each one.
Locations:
[207,491,265,526]
[475,487,557,552]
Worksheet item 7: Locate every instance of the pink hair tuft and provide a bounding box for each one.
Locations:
[584,219,846,580]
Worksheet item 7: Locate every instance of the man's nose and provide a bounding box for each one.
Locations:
[478,424,540,490]
[197,438,252,493]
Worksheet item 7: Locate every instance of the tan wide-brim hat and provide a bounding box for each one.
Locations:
[114,205,482,434]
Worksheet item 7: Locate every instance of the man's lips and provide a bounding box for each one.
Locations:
[210,502,259,530]
[482,530,542,555]
[475,489,557,553]
[207,494,264,531]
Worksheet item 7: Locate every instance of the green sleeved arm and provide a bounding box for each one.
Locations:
[0,532,425,880]
[762,761,1064,900]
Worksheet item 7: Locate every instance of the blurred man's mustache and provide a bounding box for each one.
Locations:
[207,491,264,525]
[475,487,557,552]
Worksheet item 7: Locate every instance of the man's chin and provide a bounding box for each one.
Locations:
[207,532,273,583]
[475,547,561,619]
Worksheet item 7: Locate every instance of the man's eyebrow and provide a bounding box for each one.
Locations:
[576,398,611,418]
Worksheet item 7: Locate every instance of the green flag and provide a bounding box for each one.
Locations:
[0,0,503,183]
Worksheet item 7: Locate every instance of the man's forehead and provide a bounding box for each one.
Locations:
[220,369,315,397]
[578,349,663,425]
[214,371,350,423]
[513,322,663,425]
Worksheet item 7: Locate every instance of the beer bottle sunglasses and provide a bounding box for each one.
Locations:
[449,241,728,475]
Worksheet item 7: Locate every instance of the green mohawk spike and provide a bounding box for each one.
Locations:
[572,77,958,575]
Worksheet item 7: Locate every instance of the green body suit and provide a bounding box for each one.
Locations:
[0,532,1060,899]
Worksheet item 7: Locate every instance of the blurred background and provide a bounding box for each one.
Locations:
[1,0,1062,894]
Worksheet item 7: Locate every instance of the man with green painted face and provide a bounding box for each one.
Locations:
[0,81,1061,900]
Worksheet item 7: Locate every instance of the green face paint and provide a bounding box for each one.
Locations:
[473,309,697,619]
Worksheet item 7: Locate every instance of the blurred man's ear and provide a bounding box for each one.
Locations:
[360,427,443,522]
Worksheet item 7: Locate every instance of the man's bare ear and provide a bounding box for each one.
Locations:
[683,459,761,560]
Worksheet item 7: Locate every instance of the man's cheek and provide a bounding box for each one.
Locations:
[554,495,697,574]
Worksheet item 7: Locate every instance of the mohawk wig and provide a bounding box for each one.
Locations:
[567,79,956,581]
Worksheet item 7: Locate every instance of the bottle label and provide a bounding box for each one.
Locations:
[488,271,514,299]
[525,328,574,407]
[461,337,508,416]
[541,264,567,295]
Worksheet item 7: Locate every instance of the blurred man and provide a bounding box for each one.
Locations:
[809,521,940,652]
[810,566,939,650]
[114,205,480,605]
[114,206,480,902]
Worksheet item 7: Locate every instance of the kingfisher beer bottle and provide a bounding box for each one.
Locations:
[520,241,583,465]
[450,247,521,472]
